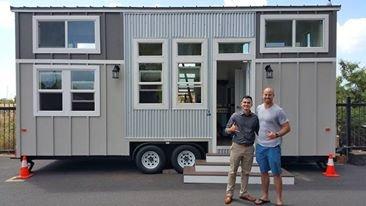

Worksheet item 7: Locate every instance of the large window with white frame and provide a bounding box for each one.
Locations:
[173,39,207,109]
[134,39,168,109]
[34,65,100,116]
[33,16,100,53]
[260,14,328,53]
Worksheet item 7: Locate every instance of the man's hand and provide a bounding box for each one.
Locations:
[266,131,277,139]
[228,123,239,134]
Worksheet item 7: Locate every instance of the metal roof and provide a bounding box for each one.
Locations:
[10,5,341,12]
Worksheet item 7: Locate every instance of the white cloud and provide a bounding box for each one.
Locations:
[337,18,366,54]
[224,0,267,6]
[106,0,122,7]
[0,1,14,29]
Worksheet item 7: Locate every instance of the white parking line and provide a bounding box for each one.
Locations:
[5,176,25,183]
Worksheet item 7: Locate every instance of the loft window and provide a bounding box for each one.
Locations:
[260,14,329,53]
[33,16,100,53]
[265,20,292,47]
[296,20,323,47]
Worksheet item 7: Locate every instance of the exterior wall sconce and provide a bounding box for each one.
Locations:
[112,65,120,79]
[265,65,273,79]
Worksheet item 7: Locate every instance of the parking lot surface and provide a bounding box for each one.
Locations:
[1,156,365,206]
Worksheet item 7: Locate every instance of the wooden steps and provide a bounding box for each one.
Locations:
[183,153,295,185]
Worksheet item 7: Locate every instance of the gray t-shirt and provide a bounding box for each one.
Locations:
[257,103,289,147]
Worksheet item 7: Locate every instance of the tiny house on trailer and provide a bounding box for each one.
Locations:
[11,5,340,174]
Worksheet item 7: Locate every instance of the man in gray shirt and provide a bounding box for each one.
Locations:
[255,87,290,206]
[224,96,259,204]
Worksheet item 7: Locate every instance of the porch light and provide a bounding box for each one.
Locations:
[112,65,120,79]
[265,65,273,79]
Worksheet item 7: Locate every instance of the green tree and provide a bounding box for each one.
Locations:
[337,60,366,103]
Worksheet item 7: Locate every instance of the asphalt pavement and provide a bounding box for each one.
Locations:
[0,155,365,206]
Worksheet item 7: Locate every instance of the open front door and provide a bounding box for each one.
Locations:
[216,61,248,147]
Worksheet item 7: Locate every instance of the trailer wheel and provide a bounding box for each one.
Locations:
[171,145,201,173]
[135,145,166,174]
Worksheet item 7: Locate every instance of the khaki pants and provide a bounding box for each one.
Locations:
[226,142,254,197]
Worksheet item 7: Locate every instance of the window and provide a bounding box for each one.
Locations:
[33,65,100,116]
[260,14,329,53]
[38,71,63,111]
[218,42,250,54]
[134,39,167,109]
[265,20,292,47]
[214,38,255,61]
[296,20,323,47]
[173,39,207,109]
[33,16,100,53]
[177,63,202,103]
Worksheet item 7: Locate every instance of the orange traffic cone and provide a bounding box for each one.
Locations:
[323,153,339,177]
[18,156,33,179]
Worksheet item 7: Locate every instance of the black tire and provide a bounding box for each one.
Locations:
[316,160,327,170]
[135,145,166,174]
[171,145,201,173]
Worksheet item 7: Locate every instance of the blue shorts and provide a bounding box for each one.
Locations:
[255,144,282,175]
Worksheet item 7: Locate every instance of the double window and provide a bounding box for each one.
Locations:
[134,40,168,109]
[260,14,328,53]
[34,65,100,116]
[134,39,207,109]
[33,16,100,53]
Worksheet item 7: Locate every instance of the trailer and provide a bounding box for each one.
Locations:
[11,5,340,173]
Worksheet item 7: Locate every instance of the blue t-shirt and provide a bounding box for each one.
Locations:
[256,103,288,147]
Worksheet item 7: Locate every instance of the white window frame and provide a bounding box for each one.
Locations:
[172,38,207,109]
[33,65,100,116]
[260,14,329,53]
[133,39,168,109]
[32,16,101,53]
[213,38,255,60]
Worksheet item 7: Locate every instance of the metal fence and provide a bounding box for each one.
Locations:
[337,97,366,150]
[0,104,16,153]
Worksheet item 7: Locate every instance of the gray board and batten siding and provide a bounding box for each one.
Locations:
[255,61,336,156]
[15,12,126,157]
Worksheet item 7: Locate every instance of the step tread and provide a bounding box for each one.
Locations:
[196,159,259,166]
[184,166,294,177]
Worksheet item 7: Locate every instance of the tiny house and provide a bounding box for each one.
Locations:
[11,5,340,173]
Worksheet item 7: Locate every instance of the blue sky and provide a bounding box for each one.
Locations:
[0,0,365,98]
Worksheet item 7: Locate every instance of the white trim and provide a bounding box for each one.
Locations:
[260,14,329,53]
[172,38,208,110]
[33,65,100,116]
[11,7,341,13]
[255,58,336,63]
[16,59,124,64]
[133,39,168,109]
[212,38,256,151]
[33,16,100,54]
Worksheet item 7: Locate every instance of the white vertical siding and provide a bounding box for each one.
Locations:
[255,61,336,156]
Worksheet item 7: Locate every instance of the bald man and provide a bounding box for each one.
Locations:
[255,88,291,206]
